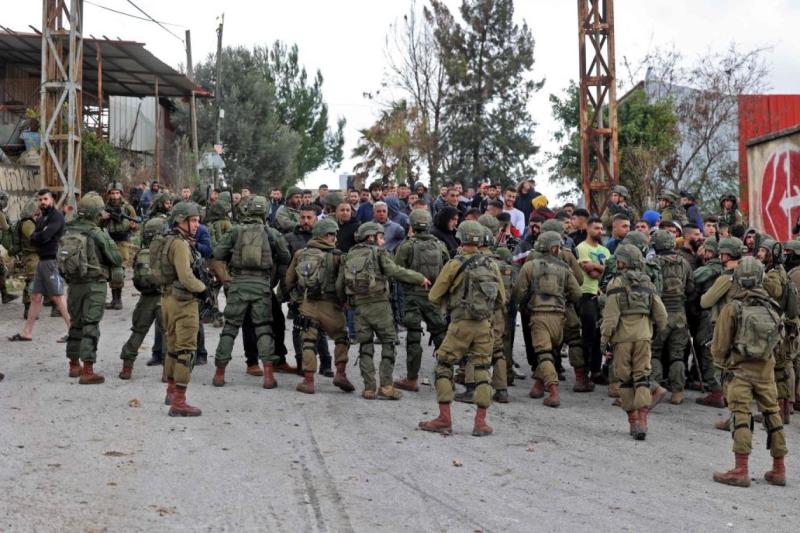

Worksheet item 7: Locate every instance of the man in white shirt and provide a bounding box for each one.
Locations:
[502,186,525,234]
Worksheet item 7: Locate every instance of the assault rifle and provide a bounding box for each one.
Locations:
[105,206,142,224]
[191,254,217,320]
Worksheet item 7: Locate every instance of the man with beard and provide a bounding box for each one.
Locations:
[680,223,704,271]
[102,181,139,310]
[275,187,303,234]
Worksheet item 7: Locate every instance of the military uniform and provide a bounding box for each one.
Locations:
[657,191,689,225]
[338,222,425,400]
[711,257,787,487]
[601,245,668,439]
[393,210,449,392]
[274,187,303,234]
[285,218,354,394]
[693,241,726,402]
[61,193,123,384]
[13,201,39,317]
[212,196,291,388]
[101,181,139,309]
[717,194,743,227]
[600,185,639,231]
[0,191,19,304]
[514,231,581,407]
[784,240,800,413]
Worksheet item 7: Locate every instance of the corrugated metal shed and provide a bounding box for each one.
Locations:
[738,95,800,217]
[109,96,164,153]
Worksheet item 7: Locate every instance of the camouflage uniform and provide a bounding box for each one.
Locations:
[101,181,139,309]
[693,240,726,397]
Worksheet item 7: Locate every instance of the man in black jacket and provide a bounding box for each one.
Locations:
[9,189,70,342]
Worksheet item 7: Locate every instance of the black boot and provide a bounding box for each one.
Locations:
[106,288,123,310]
[455,383,476,404]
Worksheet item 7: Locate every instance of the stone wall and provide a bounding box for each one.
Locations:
[0,164,43,220]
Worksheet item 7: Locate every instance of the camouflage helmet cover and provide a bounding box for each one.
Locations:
[409,209,433,231]
[312,217,339,238]
[534,231,562,253]
[653,229,676,251]
[355,222,384,242]
[734,256,764,289]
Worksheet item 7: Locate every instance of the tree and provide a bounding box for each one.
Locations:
[427,0,542,188]
[81,129,120,193]
[352,100,422,184]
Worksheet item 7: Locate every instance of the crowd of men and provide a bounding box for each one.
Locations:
[0,179,794,487]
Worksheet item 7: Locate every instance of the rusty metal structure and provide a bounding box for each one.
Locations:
[40,0,83,209]
[577,0,618,214]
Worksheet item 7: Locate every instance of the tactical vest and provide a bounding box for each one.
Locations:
[694,259,724,293]
[732,296,782,360]
[656,254,688,311]
[608,271,655,316]
[0,216,33,256]
[230,223,273,275]
[527,256,568,312]
[104,200,134,240]
[57,225,106,283]
[767,266,799,320]
[344,244,386,297]
[407,236,445,288]
[149,233,179,287]
[295,246,337,299]
[491,253,514,297]
[209,219,230,246]
[449,254,499,321]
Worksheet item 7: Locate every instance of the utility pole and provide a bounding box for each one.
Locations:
[154,77,160,181]
[213,13,224,189]
[185,29,199,166]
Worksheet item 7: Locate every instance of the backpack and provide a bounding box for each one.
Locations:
[780,274,799,320]
[295,247,333,298]
[132,247,158,292]
[344,245,381,296]
[149,233,178,287]
[733,298,782,360]
[658,255,686,304]
[0,217,31,257]
[409,237,445,284]
[141,216,167,248]
[454,254,499,321]
[230,224,273,272]
[609,271,655,316]
[57,227,102,282]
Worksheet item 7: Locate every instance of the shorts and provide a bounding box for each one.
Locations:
[31,258,65,296]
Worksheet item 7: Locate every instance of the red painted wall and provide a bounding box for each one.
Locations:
[739,95,800,217]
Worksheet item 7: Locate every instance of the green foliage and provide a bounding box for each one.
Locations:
[545,81,581,199]
[352,101,421,184]
[81,129,120,193]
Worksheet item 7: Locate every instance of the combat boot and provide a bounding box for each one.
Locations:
[650,385,668,409]
[262,362,277,389]
[246,364,263,376]
[419,403,452,435]
[543,384,560,408]
[714,416,731,431]
[295,371,315,394]
[168,386,202,417]
[332,362,355,392]
[378,385,402,400]
[361,389,377,400]
[696,389,725,408]
[212,366,226,387]
[454,383,475,403]
[764,456,786,486]
[493,389,509,403]
[394,377,419,392]
[670,390,684,405]
[572,367,595,393]
[529,378,545,399]
[106,288,123,310]
[1,289,18,304]
[608,383,620,398]
[78,361,105,385]
[164,378,175,406]
[146,355,163,366]
[273,361,297,374]
[68,357,81,378]
[627,410,640,437]
[713,453,750,487]
[118,361,134,380]
[636,407,648,440]
[472,407,493,437]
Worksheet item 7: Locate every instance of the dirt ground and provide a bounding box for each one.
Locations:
[1,284,798,532]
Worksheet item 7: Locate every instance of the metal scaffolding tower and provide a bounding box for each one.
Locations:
[578,0,618,214]
[40,0,83,209]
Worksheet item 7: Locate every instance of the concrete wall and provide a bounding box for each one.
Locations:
[746,126,800,241]
[0,164,43,220]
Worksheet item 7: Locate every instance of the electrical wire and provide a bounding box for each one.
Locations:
[124,0,185,42]
[84,0,186,29]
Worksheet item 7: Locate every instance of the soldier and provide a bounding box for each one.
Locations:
[419,221,505,436]
[0,190,19,304]
[600,185,638,231]
[649,230,694,405]
[393,210,449,392]
[150,202,209,416]
[274,187,303,234]
[756,237,798,424]
[204,198,233,328]
[717,193,743,227]
[514,231,581,407]
[285,218,355,394]
[211,195,291,389]
[601,244,668,440]
[118,211,170,379]
[100,180,139,310]
[783,240,800,413]
[58,192,123,384]
[711,257,787,487]
[694,238,727,407]
[339,222,430,400]
[656,191,689,225]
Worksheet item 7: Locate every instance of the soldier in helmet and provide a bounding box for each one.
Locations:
[711,257,788,487]
[600,185,638,232]
[601,244,668,440]
[649,229,694,405]
[419,220,506,436]
[784,240,800,411]
[657,191,689,225]
[338,222,430,400]
[0,190,19,305]
[514,231,581,407]
[393,209,449,392]
[11,199,40,319]
[717,193,743,227]
[60,192,123,384]
[100,180,139,310]
[693,238,727,407]
[275,187,303,234]
[211,195,291,389]
[285,217,355,394]
[756,237,797,424]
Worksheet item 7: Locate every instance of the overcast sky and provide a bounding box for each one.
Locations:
[7,0,800,201]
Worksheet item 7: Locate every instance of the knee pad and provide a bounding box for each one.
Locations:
[762,410,784,449]
[731,412,754,438]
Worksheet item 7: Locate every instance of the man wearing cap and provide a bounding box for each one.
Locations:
[275,187,303,233]
[680,191,704,230]
[101,180,139,310]
[601,185,638,231]
[657,190,689,225]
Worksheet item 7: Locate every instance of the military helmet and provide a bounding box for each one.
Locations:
[653,229,675,252]
[718,237,744,259]
[106,180,124,193]
[783,239,800,255]
[534,231,562,253]
[541,219,565,235]
[20,198,38,219]
[286,186,303,200]
[455,220,485,245]
[611,185,630,198]
[621,230,649,254]
[77,191,105,219]
[481,225,495,247]
[151,192,172,213]
[0,190,8,210]
[703,238,719,255]
[658,190,678,203]
[326,191,343,209]
[409,209,433,232]
[312,218,339,238]
[171,201,201,224]
[355,222,384,242]
[734,256,764,289]
[478,214,500,233]
[240,195,269,220]
[615,244,644,270]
